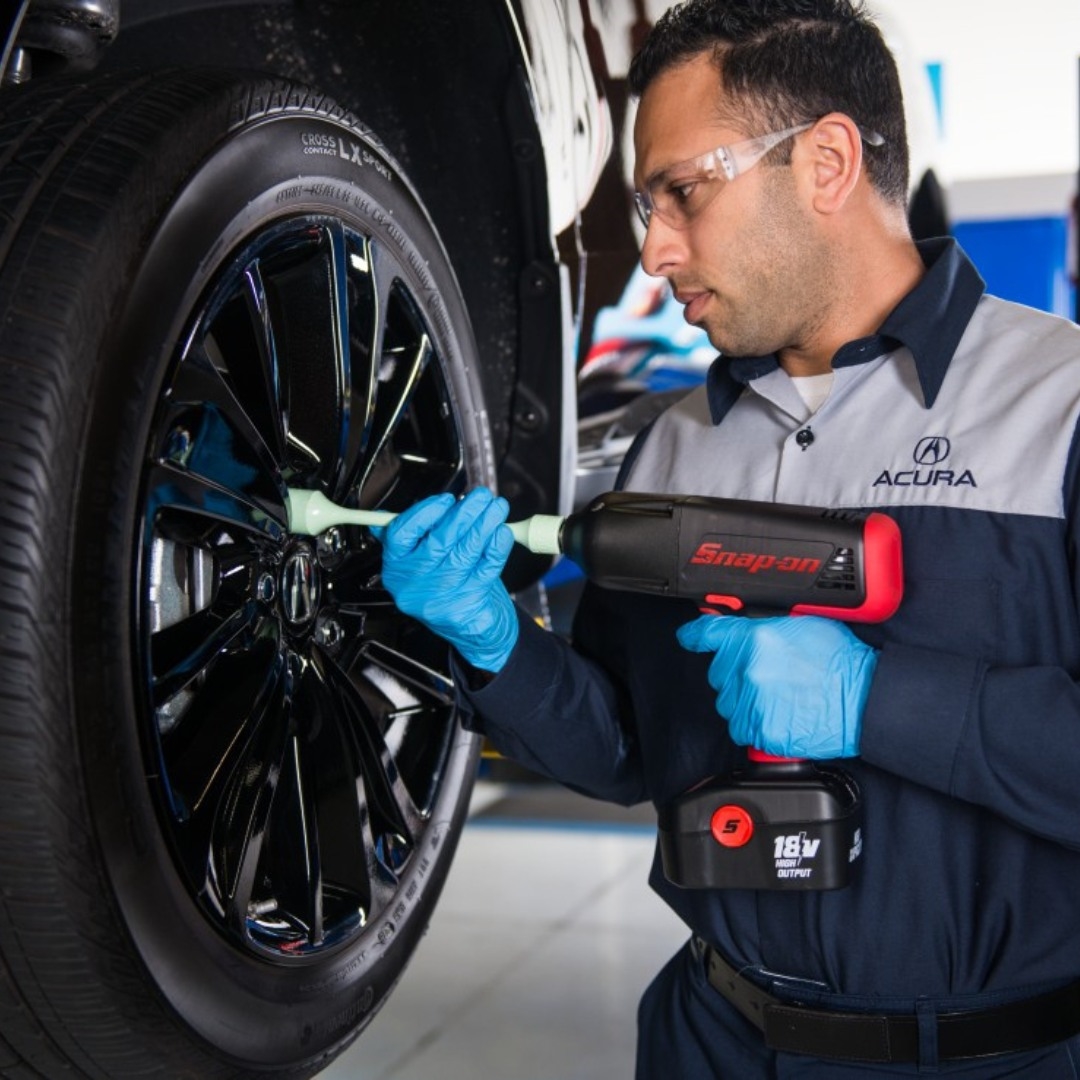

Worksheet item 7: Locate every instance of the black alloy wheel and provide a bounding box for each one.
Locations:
[0,71,489,1077]
[143,212,465,959]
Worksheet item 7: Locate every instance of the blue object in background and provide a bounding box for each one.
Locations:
[924,61,945,137]
[578,264,714,395]
[952,216,1075,318]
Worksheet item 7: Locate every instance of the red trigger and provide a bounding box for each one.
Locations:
[701,594,744,615]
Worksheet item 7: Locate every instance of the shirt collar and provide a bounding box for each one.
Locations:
[705,237,985,423]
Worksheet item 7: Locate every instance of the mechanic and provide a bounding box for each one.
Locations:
[377,0,1080,1075]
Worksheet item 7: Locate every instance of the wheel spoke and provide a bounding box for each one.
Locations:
[293,658,383,928]
[161,336,285,506]
[144,461,285,543]
[208,667,293,926]
[150,601,262,707]
[239,259,289,461]
[264,733,325,947]
[335,236,395,500]
[352,317,432,496]
[259,222,350,483]
[325,549,394,612]
[353,235,392,441]
[158,632,283,813]
[299,763,327,946]
[314,648,426,861]
[356,796,401,918]
[355,640,458,818]
[312,548,395,677]
[190,256,290,465]
[358,639,455,706]
[156,632,285,892]
[354,356,467,510]
[326,222,353,494]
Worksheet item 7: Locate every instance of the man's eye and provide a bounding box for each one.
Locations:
[667,180,699,205]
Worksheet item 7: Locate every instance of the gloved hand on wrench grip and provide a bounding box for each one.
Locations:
[378,486,518,673]
[676,615,878,759]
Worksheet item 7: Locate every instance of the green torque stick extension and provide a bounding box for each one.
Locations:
[285,488,566,555]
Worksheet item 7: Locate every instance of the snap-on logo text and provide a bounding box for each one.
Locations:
[689,543,822,575]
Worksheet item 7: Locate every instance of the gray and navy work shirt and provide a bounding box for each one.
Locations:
[460,238,1080,1004]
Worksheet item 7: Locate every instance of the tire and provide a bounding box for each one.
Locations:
[0,70,489,1078]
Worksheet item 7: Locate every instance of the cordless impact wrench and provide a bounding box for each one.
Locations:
[287,487,903,891]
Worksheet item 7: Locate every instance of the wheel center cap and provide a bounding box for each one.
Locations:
[281,546,320,625]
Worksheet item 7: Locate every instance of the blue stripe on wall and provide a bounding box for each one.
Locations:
[952,216,1074,318]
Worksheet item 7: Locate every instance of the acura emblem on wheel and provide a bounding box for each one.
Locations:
[281,547,319,625]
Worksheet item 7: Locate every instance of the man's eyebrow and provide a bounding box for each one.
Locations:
[645,150,713,188]
[642,156,685,188]
[641,162,668,188]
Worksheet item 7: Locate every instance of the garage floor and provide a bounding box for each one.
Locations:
[318,778,688,1080]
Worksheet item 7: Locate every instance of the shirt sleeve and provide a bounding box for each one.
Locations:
[454,601,649,806]
[859,647,1080,851]
[860,419,1080,852]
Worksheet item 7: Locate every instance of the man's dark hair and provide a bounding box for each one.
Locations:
[628,0,909,204]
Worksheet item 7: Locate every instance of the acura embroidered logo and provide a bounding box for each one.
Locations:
[913,436,951,465]
[872,435,977,489]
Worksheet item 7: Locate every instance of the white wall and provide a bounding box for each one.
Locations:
[617,0,1080,215]
[893,0,1079,185]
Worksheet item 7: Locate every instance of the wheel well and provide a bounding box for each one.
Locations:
[85,1,551,484]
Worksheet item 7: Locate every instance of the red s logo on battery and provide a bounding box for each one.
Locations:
[711,805,754,847]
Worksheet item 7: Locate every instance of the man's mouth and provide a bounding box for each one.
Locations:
[675,289,710,324]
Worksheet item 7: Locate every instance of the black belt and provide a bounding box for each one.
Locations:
[694,938,1080,1064]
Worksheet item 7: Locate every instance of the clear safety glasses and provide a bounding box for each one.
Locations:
[633,123,811,230]
[633,122,884,230]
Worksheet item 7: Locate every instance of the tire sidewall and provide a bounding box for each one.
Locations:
[75,102,486,1066]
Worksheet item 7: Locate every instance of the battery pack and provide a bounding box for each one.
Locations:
[657,762,863,891]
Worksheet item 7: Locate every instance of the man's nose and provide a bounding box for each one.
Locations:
[639,215,685,278]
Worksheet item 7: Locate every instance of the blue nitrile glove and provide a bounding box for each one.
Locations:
[676,615,878,759]
[378,487,518,673]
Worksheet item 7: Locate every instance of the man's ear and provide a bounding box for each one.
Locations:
[800,113,864,215]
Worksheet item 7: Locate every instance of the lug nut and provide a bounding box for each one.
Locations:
[257,573,276,602]
[316,618,344,649]
[317,527,345,563]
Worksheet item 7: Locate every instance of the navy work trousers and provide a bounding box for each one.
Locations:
[636,941,1080,1079]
